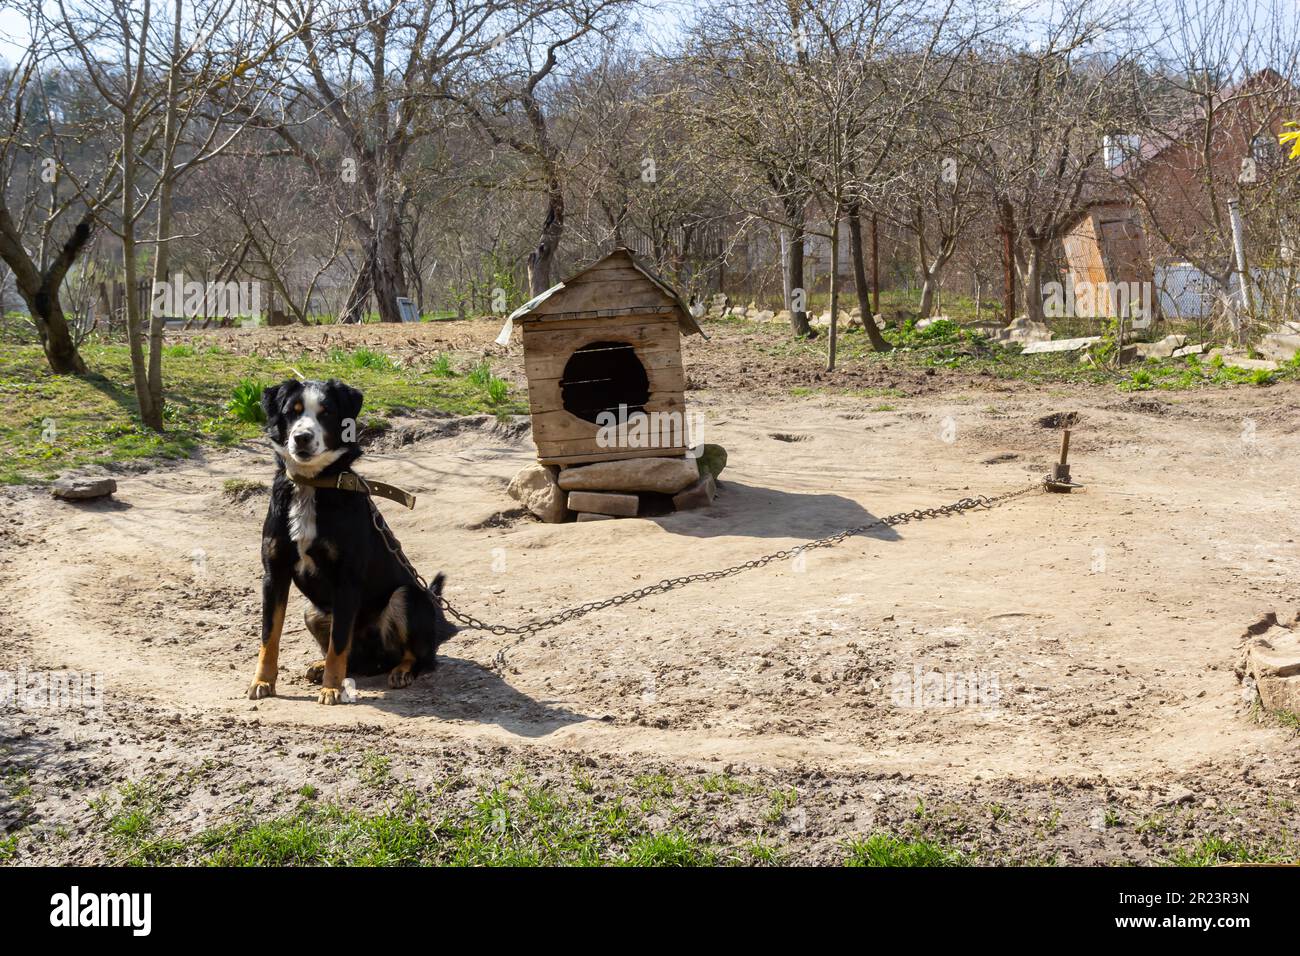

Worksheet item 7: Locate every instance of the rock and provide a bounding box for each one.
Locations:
[1134,334,1187,359]
[993,316,1053,345]
[774,310,792,325]
[559,456,698,494]
[672,474,716,511]
[1257,332,1300,363]
[751,309,775,323]
[507,463,570,523]
[1242,622,1300,715]
[1160,785,1196,806]
[1020,336,1101,354]
[50,476,117,501]
[576,512,619,522]
[1209,349,1278,372]
[1171,343,1206,358]
[568,490,639,517]
[694,443,728,481]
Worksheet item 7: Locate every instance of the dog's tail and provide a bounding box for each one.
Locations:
[428,573,459,642]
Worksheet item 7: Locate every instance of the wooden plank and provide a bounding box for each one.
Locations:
[518,310,668,334]
[517,307,678,331]
[530,393,686,441]
[562,266,644,285]
[521,320,677,357]
[530,280,674,316]
[539,444,689,467]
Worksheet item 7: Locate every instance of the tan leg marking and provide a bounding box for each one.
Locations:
[247,600,285,700]
[388,649,418,689]
[317,646,349,705]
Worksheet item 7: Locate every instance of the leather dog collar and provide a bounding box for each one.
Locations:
[290,470,417,510]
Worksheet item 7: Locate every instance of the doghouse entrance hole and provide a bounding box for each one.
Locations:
[560,341,650,425]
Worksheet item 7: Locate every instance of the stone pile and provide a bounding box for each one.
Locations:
[508,445,727,523]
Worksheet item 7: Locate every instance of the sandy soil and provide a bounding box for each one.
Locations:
[3,320,1300,863]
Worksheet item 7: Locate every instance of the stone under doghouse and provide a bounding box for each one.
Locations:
[501,248,724,522]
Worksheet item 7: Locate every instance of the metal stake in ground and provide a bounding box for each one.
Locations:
[1046,428,1083,493]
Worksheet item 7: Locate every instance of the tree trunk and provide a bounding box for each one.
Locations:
[1000,204,1016,322]
[870,213,880,316]
[145,0,183,414]
[786,219,814,337]
[371,189,407,322]
[846,202,891,352]
[0,209,91,374]
[917,247,955,320]
[340,239,375,323]
[1019,239,1047,325]
[527,184,564,295]
[121,111,162,430]
[828,215,840,372]
[29,286,88,374]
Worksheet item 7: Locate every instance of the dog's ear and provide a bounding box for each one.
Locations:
[261,381,288,425]
[429,572,446,597]
[329,380,364,427]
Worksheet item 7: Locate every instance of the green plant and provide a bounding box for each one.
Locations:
[329,347,396,371]
[227,378,267,424]
[430,354,454,377]
[844,833,963,867]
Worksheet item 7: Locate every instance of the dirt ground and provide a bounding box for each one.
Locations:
[3,319,1300,864]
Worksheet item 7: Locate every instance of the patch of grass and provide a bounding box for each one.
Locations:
[843,833,965,867]
[1170,836,1297,866]
[359,752,392,788]
[430,353,454,377]
[221,477,266,502]
[226,378,267,424]
[0,344,526,484]
[0,834,17,861]
[621,830,717,866]
[329,346,398,371]
[178,782,730,867]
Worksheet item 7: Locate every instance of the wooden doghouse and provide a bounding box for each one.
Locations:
[504,248,704,466]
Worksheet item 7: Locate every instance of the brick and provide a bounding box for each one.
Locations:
[567,490,639,517]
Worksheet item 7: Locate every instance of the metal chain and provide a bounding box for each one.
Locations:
[365,478,1045,643]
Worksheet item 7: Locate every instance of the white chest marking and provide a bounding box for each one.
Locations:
[289,485,317,572]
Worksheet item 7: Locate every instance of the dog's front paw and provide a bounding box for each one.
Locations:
[388,666,414,689]
[305,660,326,684]
[247,680,276,700]
[318,687,343,705]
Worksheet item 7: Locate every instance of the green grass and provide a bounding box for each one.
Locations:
[843,833,966,867]
[0,344,525,484]
[99,780,736,867]
[1170,836,1298,866]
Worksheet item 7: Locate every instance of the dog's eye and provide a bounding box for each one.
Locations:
[294,402,303,413]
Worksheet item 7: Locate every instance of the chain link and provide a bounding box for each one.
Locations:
[366,478,1045,643]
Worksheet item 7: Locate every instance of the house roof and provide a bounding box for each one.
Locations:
[1110,68,1292,179]
[504,248,705,337]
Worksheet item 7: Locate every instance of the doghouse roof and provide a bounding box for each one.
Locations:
[504,248,705,337]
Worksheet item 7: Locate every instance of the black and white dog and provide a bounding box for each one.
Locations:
[247,378,453,705]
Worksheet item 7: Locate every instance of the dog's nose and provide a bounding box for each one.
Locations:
[292,432,312,452]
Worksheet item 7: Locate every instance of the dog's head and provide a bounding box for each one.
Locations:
[262,379,364,476]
